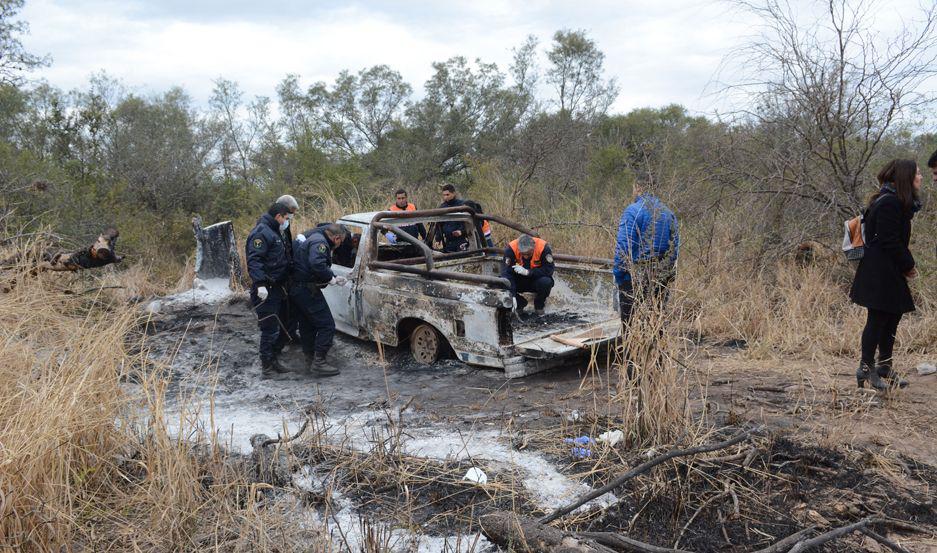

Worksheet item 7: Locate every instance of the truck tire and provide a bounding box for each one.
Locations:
[410,323,442,364]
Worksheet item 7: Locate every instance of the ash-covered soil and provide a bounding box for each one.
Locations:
[135,293,937,552]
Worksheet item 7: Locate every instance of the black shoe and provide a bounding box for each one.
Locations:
[856,362,887,391]
[261,357,287,378]
[876,364,909,389]
[311,351,339,377]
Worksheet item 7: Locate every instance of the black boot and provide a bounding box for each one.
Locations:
[261,357,287,378]
[876,362,909,389]
[310,351,339,377]
[856,361,887,391]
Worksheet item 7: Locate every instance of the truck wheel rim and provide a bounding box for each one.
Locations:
[412,325,438,363]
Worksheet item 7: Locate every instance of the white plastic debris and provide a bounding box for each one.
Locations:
[644,448,658,458]
[917,363,936,376]
[566,410,581,422]
[597,430,624,447]
[462,467,488,484]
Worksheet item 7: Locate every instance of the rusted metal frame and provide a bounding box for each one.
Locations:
[393,249,492,266]
[368,261,511,289]
[370,221,435,270]
[372,207,541,239]
[481,247,612,266]
[475,214,539,238]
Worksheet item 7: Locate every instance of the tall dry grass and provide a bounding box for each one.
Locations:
[0,253,325,551]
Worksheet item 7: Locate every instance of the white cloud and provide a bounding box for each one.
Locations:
[17,0,935,118]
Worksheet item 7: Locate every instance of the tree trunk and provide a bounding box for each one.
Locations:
[192,217,242,284]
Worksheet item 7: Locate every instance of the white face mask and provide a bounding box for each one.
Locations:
[279,218,290,231]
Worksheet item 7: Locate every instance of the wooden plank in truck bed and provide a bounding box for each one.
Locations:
[513,318,620,359]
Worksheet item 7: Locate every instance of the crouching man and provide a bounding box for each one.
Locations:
[290,223,348,377]
[502,234,555,316]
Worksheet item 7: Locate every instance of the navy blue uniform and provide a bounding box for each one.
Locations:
[436,198,469,252]
[501,244,555,310]
[290,230,337,356]
[246,213,291,363]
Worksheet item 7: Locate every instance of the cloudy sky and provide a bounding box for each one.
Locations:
[17,0,936,116]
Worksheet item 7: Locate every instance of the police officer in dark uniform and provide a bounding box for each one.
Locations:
[436,183,469,252]
[291,223,347,376]
[276,195,301,344]
[501,234,555,316]
[246,202,293,377]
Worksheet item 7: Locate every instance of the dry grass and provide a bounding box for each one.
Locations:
[0,250,325,551]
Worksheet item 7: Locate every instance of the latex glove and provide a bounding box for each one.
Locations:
[256,286,268,300]
[386,232,397,244]
[330,276,347,286]
[513,265,530,276]
[296,234,307,243]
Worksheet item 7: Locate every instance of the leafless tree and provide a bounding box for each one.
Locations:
[723,0,937,218]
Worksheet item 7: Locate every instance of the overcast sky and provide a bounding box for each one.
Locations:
[17,0,937,117]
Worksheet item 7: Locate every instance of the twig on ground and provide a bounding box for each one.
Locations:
[787,517,881,553]
[750,527,815,553]
[673,490,729,549]
[859,528,911,553]
[260,418,311,448]
[539,426,763,524]
[579,531,694,553]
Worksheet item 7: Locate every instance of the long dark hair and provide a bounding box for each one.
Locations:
[871,159,919,213]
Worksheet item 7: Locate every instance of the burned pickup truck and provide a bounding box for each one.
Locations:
[321,206,620,377]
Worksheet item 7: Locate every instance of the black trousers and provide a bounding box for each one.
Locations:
[290,283,336,356]
[860,308,903,368]
[618,267,674,324]
[251,285,290,363]
[513,276,554,310]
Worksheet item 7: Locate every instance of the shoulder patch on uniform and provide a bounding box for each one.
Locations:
[546,254,554,263]
[252,238,263,250]
[505,256,512,265]
[317,243,327,253]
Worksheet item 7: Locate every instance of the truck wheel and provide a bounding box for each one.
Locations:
[410,323,442,364]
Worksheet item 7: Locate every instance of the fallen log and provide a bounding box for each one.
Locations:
[480,512,617,553]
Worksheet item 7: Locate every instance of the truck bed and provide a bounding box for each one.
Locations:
[432,254,620,350]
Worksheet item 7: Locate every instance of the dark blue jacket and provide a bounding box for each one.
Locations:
[292,230,335,285]
[437,198,467,242]
[613,194,679,284]
[246,213,290,287]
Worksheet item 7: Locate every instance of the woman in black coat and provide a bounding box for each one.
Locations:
[850,159,923,390]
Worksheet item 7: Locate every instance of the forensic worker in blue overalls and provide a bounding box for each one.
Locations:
[291,223,348,377]
[246,202,293,377]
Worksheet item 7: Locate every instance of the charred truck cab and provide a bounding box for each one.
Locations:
[321,206,620,378]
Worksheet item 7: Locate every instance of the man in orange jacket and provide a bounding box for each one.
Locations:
[501,234,555,316]
[387,188,426,242]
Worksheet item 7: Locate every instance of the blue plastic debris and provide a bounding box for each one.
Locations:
[564,436,594,458]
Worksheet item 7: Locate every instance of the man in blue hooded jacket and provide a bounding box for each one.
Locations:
[613,182,679,325]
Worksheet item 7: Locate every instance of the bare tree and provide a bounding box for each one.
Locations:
[725,0,937,218]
